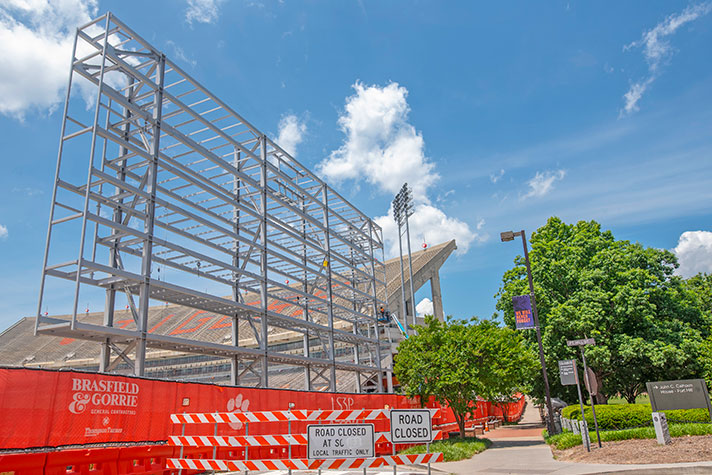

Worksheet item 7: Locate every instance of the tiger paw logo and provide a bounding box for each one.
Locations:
[68,393,91,414]
[226,394,250,430]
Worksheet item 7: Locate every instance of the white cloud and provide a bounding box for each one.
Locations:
[621,2,711,116]
[490,169,505,184]
[416,297,434,318]
[185,0,224,25]
[621,77,653,115]
[0,224,7,239]
[12,186,43,197]
[318,81,439,199]
[275,114,307,157]
[673,231,712,278]
[521,169,566,199]
[375,203,480,258]
[166,40,196,67]
[322,81,477,256]
[0,0,97,119]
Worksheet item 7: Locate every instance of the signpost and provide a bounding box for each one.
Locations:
[307,424,375,459]
[558,360,577,386]
[390,409,433,444]
[558,358,590,451]
[584,367,598,396]
[646,379,712,420]
[565,338,601,448]
[566,338,595,347]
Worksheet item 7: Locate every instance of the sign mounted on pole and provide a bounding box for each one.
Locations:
[566,338,595,347]
[558,359,577,386]
[646,379,712,416]
[584,367,598,396]
[512,295,535,330]
[390,409,433,443]
[307,424,375,459]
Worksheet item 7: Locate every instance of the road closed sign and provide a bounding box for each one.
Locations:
[390,409,433,443]
[307,424,374,459]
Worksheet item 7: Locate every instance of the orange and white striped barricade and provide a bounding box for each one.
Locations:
[169,430,442,448]
[170,408,393,424]
[381,453,445,466]
[166,454,445,471]
[169,407,443,473]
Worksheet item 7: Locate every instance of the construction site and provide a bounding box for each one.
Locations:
[0,12,525,474]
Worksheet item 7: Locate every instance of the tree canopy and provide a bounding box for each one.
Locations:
[393,316,537,436]
[496,217,710,404]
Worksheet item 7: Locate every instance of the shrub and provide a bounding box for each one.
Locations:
[545,423,712,449]
[562,403,709,430]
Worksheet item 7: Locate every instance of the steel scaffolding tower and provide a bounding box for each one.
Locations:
[34,12,389,392]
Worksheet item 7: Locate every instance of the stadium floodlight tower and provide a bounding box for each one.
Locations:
[33,12,390,393]
[392,183,416,330]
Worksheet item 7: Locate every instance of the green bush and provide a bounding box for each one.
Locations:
[545,423,712,449]
[562,403,710,430]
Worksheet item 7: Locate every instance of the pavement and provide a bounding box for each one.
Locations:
[239,399,712,475]
[429,399,712,475]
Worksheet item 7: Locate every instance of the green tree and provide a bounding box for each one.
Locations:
[496,217,710,404]
[685,273,712,389]
[393,316,537,437]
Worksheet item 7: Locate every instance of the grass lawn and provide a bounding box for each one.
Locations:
[544,423,712,450]
[607,394,650,405]
[399,436,492,462]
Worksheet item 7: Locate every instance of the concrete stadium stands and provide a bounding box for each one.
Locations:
[0,240,456,392]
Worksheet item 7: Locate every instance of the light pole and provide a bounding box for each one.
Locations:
[501,229,556,434]
[393,183,416,329]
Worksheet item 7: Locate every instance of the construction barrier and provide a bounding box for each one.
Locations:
[0,367,526,473]
[167,453,445,471]
[168,430,443,447]
[0,367,438,450]
[170,408,399,424]
[0,452,47,475]
[168,407,443,472]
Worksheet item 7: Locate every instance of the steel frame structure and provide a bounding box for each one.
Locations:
[34,12,389,393]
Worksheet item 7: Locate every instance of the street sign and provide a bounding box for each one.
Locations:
[584,367,598,396]
[646,379,712,414]
[558,359,577,386]
[567,338,595,347]
[512,295,535,329]
[390,409,433,443]
[307,424,375,459]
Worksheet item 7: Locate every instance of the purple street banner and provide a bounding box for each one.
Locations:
[512,294,535,330]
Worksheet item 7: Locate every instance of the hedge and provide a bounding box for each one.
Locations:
[561,403,710,430]
[545,423,712,450]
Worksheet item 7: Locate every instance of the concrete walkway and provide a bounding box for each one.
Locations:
[429,399,712,475]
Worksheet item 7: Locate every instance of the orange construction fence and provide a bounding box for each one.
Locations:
[0,367,526,473]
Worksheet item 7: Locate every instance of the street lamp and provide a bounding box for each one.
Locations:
[500,229,556,434]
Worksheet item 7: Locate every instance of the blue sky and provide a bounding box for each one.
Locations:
[1,0,711,331]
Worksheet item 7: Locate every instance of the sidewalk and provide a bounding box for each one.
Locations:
[429,399,712,474]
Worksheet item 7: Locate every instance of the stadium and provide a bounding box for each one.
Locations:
[0,239,456,391]
[0,12,524,473]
